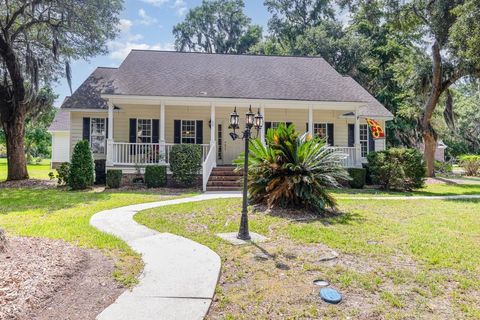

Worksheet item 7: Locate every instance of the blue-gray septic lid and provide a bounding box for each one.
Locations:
[320,288,342,304]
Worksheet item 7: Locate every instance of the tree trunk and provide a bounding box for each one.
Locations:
[4,112,28,180]
[423,131,436,177]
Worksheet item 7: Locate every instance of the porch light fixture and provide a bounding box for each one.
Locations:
[229,105,264,241]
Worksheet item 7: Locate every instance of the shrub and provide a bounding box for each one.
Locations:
[68,140,95,190]
[49,162,71,185]
[434,160,453,174]
[106,170,122,188]
[235,124,350,212]
[145,165,167,188]
[367,148,426,191]
[347,168,366,189]
[0,228,7,253]
[459,155,480,176]
[170,144,202,186]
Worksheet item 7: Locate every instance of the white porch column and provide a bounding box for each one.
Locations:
[354,108,362,167]
[160,101,166,163]
[260,105,266,145]
[210,102,216,145]
[308,105,313,135]
[106,102,114,166]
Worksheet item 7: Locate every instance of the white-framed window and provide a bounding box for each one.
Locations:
[137,119,152,143]
[313,123,328,139]
[181,120,196,144]
[217,124,223,160]
[360,124,369,157]
[90,118,106,154]
[271,121,286,130]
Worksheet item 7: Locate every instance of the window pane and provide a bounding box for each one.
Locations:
[90,118,105,154]
[360,124,369,157]
[271,122,285,130]
[313,123,327,139]
[182,120,196,144]
[137,119,152,143]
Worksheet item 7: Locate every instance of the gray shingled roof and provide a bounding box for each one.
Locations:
[343,77,394,118]
[61,67,117,109]
[62,50,392,118]
[48,109,70,131]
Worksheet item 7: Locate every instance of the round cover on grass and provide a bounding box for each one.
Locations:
[320,287,342,304]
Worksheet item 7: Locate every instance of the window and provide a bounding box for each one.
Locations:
[360,124,369,157]
[137,119,152,143]
[90,118,106,154]
[313,123,327,139]
[181,120,196,144]
[271,121,285,130]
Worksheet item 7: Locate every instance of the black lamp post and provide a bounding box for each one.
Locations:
[229,105,263,240]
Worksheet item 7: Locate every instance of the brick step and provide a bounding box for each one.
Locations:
[206,186,242,192]
[208,175,241,181]
[210,171,243,176]
[207,180,241,187]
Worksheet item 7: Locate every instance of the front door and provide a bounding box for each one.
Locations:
[219,120,244,165]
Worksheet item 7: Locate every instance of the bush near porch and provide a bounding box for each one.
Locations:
[170,144,202,187]
[367,148,426,191]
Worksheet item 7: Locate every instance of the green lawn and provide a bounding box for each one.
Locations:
[135,197,480,319]
[0,188,195,286]
[0,158,52,181]
[330,183,480,197]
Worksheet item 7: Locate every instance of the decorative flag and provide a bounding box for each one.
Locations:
[366,119,385,140]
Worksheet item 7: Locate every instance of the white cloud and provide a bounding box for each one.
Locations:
[109,16,173,60]
[172,0,187,17]
[141,0,168,7]
[138,8,158,25]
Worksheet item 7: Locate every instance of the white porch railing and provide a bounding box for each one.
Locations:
[202,142,216,191]
[328,146,358,168]
[112,142,210,166]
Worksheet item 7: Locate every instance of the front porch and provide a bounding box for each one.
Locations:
[88,98,376,190]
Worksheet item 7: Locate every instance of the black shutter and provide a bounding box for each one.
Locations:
[265,122,272,131]
[369,129,375,153]
[286,122,293,128]
[327,123,334,146]
[306,123,309,132]
[348,124,355,147]
[152,119,159,143]
[196,120,203,144]
[105,118,109,139]
[174,120,181,144]
[129,119,137,143]
[82,118,90,141]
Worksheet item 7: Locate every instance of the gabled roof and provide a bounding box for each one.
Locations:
[48,109,70,132]
[343,77,393,118]
[61,67,117,110]
[61,50,393,118]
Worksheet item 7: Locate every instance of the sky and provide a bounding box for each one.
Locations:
[53,0,270,107]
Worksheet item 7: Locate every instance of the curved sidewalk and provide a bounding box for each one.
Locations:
[90,192,241,320]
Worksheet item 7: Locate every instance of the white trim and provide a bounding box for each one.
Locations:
[90,117,107,154]
[180,120,197,144]
[136,118,153,143]
[102,94,366,110]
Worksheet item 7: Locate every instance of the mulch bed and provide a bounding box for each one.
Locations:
[0,179,57,189]
[0,237,124,320]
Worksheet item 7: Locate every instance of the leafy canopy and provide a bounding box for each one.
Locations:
[173,0,262,53]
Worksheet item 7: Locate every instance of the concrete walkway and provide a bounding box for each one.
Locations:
[90,192,241,320]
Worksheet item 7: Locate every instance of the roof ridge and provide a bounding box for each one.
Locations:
[96,66,118,70]
[129,49,327,60]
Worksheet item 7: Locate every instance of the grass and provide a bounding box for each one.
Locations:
[0,158,52,181]
[330,183,480,197]
[0,187,195,286]
[135,197,480,319]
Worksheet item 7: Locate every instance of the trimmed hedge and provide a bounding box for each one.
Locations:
[170,144,202,186]
[106,170,122,188]
[68,140,95,190]
[458,155,480,176]
[367,148,426,191]
[145,165,167,188]
[347,168,366,189]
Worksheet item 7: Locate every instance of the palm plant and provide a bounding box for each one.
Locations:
[234,124,350,213]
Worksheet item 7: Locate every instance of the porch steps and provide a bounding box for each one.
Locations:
[206,166,242,191]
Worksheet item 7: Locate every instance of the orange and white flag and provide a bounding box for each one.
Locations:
[366,119,385,139]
